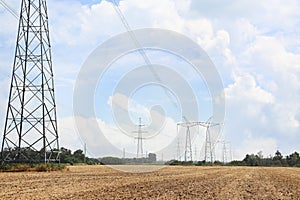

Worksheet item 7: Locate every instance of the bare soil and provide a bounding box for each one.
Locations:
[0,165,299,199]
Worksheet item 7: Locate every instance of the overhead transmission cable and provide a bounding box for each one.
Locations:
[111,0,179,111]
[0,0,21,133]
[0,0,18,19]
[111,2,224,159]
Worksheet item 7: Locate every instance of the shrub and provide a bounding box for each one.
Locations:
[34,164,66,172]
[0,163,66,172]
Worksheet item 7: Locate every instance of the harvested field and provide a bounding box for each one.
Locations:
[0,165,299,199]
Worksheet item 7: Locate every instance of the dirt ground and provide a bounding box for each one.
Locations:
[0,165,299,199]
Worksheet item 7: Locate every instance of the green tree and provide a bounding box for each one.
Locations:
[287,152,299,166]
[243,154,259,166]
[273,150,283,160]
[73,149,85,163]
[59,147,73,164]
[272,150,283,166]
[101,157,124,165]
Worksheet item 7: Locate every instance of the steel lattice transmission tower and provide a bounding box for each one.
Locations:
[133,118,147,158]
[177,117,220,162]
[1,0,59,163]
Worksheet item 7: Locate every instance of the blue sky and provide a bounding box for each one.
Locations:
[0,0,299,160]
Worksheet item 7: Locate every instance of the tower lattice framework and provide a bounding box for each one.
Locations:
[1,0,59,163]
[177,118,220,162]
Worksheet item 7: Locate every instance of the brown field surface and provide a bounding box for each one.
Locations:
[0,165,299,199]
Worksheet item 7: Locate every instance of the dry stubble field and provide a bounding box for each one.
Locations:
[0,165,300,199]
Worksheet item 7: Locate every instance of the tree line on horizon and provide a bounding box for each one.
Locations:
[59,147,99,164]
[234,150,300,167]
[1,147,299,167]
[100,153,157,165]
[167,150,300,167]
[0,147,99,165]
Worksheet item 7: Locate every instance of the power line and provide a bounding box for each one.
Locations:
[111,0,179,111]
[0,0,18,19]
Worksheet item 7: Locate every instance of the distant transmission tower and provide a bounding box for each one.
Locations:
[218,140,230,164]
[176,138,181,160]
[222,141,227,163]
[177,122,194,161]
[177,117,220,162]
[133,118,147,158]
[194,146,197,161]
[1,0,59,163]
[203,118,219,163]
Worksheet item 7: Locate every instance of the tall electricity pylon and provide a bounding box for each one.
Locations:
[203,118,220,163]
[1,0,59,163]
[216,140,230,164]
[177,121,196,162]
[177,117,220,162]
[133,118,147,158]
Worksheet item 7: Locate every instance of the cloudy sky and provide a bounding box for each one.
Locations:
[0,0,299,161]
